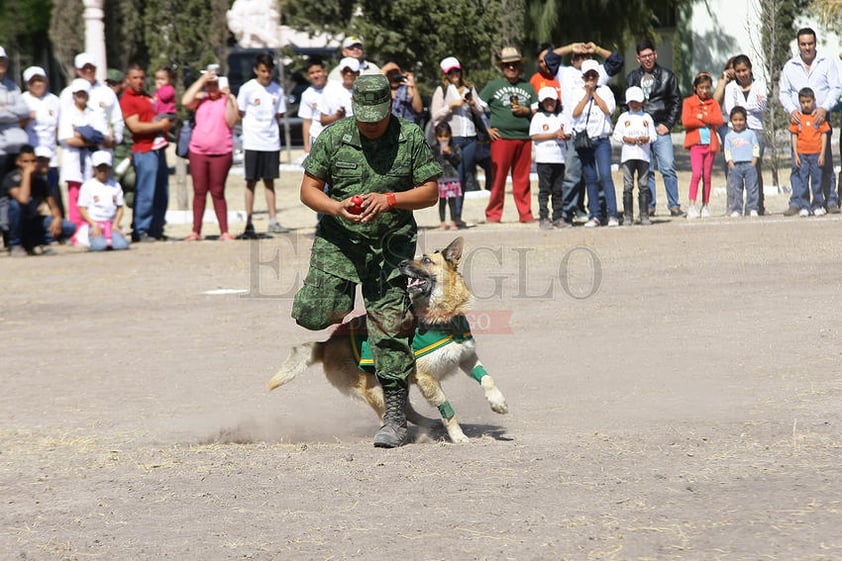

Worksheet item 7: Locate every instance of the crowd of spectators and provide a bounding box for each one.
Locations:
[2,27,841,255]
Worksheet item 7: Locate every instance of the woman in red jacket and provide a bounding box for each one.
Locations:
[682,72,723,219]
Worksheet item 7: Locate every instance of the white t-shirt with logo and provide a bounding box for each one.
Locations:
[237,79,286,151]
[23,92,61,166]
[78,176,125,222]
[529,111,571,164]
[320,81,354,119]
[612,110,656,163]
[298,85,327,142]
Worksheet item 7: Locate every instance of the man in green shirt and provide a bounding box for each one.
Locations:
[293,74,441,448]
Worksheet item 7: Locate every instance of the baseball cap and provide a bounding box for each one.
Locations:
[0,46,7,59]
[74,52,97,69]
[352,74,391,123]
[91,151,112,168]
[34,146,52,159]
[106,68,124,83]
[338,57,361,73]
[70,78,91,94]
[581,59,600,76]
[440,56,461,74]
[625,86,645,103]
[23,66,47,83]
[342,36,363,49]
[538,87,558,102]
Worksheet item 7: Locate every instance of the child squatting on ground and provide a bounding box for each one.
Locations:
[77,150,130,251]
[784,87,830,217]
[682,72,723,219]
[529,86,571,229]
[612,86,656,226]
[432,122,463,230]
[723,106,760,217]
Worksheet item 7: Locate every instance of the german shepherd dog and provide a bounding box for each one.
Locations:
[268,237,508,443]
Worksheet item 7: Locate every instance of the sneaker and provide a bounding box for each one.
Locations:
[730,211,741,218]
[268,220,289,234]
[749,210,759,217]
[553,218,573,229]
[700,205,710,218]
[783,205,801,216]
[813,207,827,216]
[648,206,656,217]
[583,218,600,228]
[827,203,841,214]
[151,136,168,151]
[798,208,810,217]
[623,215,634,226]
[539,219,553,230]
[639,214,651,226]
[607,217,620,227]
[669,206,685,217]
[9,245,27,257]
[686,205,699,219]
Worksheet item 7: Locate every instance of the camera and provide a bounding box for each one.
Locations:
[393,74,408,84]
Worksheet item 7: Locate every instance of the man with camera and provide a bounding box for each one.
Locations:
[380,61,422,123]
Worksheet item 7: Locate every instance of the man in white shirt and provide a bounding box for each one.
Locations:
[778,27,841,213]
[59,53,123,152]
[236,52,288,236]
[320,57,360,126]
[327,36,379,82]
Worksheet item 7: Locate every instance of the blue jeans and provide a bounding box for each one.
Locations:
[793,153,824,210]
[789,126,837,208]
[90,229,130,251]
[6,199,75,249]
[577,137,617,221]
[727,162,759,213]
[132,149,169,238]
[561,138,583,220]
[452,135,476,220]
[648,132,680,210]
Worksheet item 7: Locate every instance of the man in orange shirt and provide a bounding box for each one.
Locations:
[530,44,562,106]
[786,87,831,216]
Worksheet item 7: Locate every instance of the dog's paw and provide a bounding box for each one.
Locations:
[489,399,509,415]
[449,431,470,444]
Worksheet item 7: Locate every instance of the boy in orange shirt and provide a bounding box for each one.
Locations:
[786,87,830,217]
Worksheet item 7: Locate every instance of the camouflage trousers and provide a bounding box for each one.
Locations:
[292,265,415,389]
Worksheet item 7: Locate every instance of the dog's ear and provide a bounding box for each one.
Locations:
[442,237,464,267]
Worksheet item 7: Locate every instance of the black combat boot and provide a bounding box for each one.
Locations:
[623,192,634,226]
[374,381,408,448]
[639,189,652,225]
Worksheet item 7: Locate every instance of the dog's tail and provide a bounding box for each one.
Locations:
[268,341,323,391]
[406,403,440,429]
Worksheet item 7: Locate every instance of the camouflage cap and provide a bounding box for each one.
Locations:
[106,68,124,83]
[352,74,391,123]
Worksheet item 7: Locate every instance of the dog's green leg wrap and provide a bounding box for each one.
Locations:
[438,401,455,419]
[471,365,488,384]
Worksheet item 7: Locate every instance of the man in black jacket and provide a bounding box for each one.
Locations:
[625,40,684,217]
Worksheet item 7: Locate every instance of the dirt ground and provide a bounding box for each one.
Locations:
[3,154,842,561]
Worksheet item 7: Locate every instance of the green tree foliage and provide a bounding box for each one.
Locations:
[525,0,677,49]
[1,0,53,60]
[48,0,85,79]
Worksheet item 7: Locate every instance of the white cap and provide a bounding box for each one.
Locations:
[0,46,7,58]
[342,36,363,49]
[580,59,600,75]
[91,150,112,167]
[440,56,461,74]
[74,52,97,69]
[70,78,91,93]
[34,146,52,159]
[538,87,558,102]
[625,86,644,103]
[23,66,46,83]
[338,57,360,73]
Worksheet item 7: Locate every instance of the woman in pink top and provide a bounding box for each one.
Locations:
[181,70,240,240]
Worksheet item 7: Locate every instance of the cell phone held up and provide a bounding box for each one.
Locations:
[464,91,472,101]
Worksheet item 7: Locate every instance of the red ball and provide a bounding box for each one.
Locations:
[349,195,364,215]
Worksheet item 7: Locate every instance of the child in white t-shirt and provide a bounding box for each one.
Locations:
[529,87,571,229]
[78,151,129,251]
[613,86,656,226]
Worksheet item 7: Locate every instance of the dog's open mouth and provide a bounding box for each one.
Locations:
[400,263,434,297]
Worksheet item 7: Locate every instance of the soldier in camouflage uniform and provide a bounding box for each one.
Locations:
[293,74,442,448]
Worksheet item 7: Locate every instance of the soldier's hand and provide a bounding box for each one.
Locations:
[359,192,393,224]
